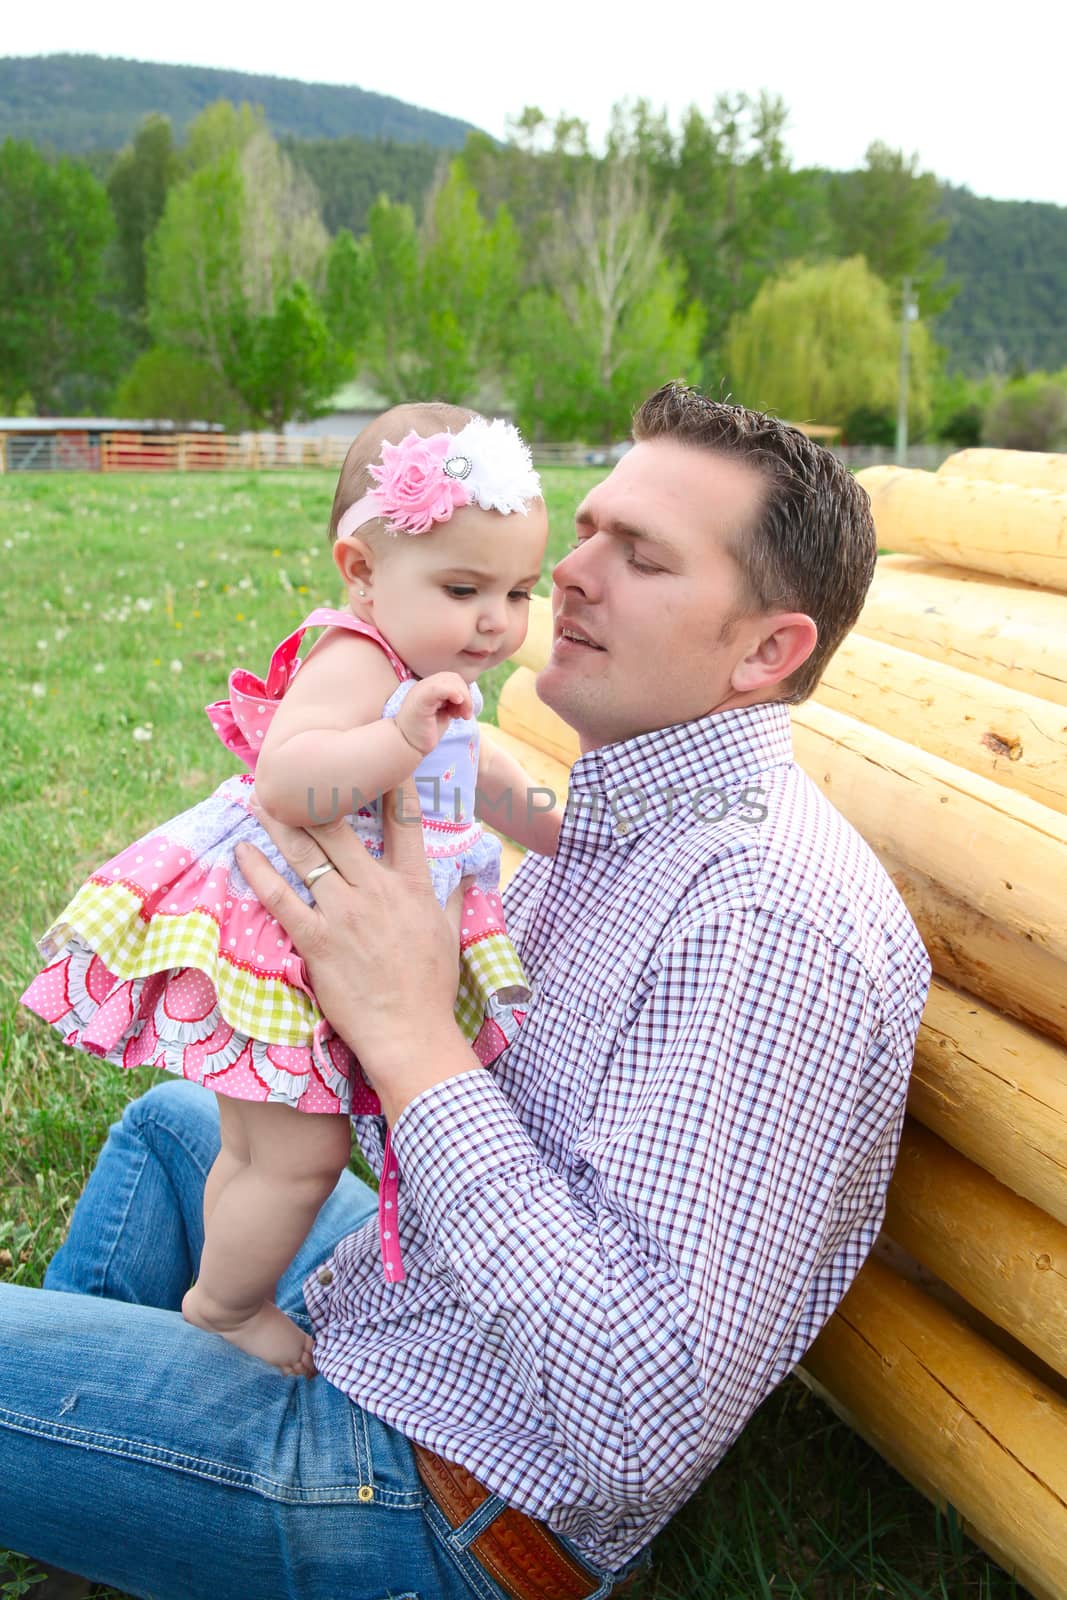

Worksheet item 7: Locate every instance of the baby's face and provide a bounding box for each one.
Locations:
[357,500,549,682]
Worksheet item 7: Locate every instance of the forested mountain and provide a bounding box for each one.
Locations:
[935,185,1067,373]
[4,55,1062,400]
[285,136,442,235]
[0,54,475,153]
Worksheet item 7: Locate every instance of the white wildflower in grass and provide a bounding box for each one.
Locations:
[134,598,154,613]
[43,599,53,610]
[3,540,12,550]
[132,725,154,743]
[36,639,48,651]
[54,627,69,642]
[31,683,46,699]
[93,663,106,674]
[170,659,183,673]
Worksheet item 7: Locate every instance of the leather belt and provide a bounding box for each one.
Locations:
[413,1444,637,1600]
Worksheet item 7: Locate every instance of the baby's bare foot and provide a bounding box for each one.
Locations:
[182,1285,316,1376]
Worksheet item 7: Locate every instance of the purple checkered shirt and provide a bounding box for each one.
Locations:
[305,700,931,1572]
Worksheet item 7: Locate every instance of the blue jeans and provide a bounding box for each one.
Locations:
[0,1080,635,1600]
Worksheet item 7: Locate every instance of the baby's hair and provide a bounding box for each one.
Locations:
[329,401,476,542]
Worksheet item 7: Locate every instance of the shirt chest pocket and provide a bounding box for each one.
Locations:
[497,981,607,1141]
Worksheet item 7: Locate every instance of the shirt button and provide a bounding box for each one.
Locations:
[317,1267,334,1286]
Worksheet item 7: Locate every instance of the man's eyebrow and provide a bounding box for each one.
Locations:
[574,507,682,560]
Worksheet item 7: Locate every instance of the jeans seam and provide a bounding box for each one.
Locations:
[0,1404,392,1504]
[90,1134,149,1298]
[97,1107,216,1298]
[422,1495,510,1600]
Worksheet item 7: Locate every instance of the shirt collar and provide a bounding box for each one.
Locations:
[565,701,794,841]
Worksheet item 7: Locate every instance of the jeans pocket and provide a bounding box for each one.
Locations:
[345,1403,424,1511]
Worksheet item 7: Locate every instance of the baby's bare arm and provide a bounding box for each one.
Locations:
[255,631,419,827]
[476,739,563,856]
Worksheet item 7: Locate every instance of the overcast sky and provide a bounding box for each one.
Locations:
[6,0,1063,206]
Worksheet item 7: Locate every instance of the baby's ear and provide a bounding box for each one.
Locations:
[333,536,373,588]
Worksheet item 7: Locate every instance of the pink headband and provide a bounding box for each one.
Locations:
[337,419,541,541]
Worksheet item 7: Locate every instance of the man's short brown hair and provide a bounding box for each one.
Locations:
[632,382,877,702]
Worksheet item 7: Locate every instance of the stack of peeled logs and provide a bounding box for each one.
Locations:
[484,446,1067,1599]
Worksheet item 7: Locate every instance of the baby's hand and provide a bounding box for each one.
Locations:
[395,672,473,757]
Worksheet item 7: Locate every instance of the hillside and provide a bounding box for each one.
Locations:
[934,185,1067,374]
[0,53,477,153]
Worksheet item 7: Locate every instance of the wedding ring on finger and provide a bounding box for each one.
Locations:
[303,861,336,890]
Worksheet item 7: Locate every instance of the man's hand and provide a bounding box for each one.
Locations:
[235,781,480,1123]
[395,672,472,756]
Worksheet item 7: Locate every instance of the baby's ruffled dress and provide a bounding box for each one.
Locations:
[21,609,528,1280]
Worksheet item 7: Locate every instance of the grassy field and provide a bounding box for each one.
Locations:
[0,469,1026,1599]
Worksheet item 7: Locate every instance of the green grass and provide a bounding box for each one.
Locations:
[0,470,1030,1598]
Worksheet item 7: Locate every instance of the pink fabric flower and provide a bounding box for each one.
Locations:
[370,430,470,534]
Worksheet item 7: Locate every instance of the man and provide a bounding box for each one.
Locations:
[0,384,930,1599]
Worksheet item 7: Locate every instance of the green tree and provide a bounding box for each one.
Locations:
[927,364,995,445]
[113,347,248,428]
[143,104,338,427]
[183,100,264,172]
[146,152,248,383]
[829,142,955,316]
[106,114,180,317]
[667,94,828,370]
[725,256,932,434]
[360,165,519,404]
[510,155,702,443]
[982,372,1067,450]
[322,228,371,360]
[242,281,347,431]
[0,139,122,412]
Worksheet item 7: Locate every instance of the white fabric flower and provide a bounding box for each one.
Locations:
[449,418,541,516]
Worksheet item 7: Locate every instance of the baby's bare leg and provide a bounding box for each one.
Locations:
[183,1098,351,1374]
[203,1098,250,1226]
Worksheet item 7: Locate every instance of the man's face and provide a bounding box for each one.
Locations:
[536,439,769,751]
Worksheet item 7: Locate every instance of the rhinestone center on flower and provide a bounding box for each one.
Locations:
[443,455,473,480]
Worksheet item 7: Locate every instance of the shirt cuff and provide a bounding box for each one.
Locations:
[390,1069,544,1246]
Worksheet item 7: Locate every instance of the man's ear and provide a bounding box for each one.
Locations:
[333,536,374,590]
[730,613,818,696]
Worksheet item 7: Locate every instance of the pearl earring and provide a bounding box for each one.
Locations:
[358,587,367,597]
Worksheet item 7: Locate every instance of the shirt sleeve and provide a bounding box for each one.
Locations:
[390,906,908,1512]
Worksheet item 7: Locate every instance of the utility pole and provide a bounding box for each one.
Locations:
[896,276,918,464]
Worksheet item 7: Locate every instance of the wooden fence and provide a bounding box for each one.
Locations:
[0,431,606,474]
[97,433,353,473]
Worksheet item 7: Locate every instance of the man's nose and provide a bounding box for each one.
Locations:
[552,539,598,596]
